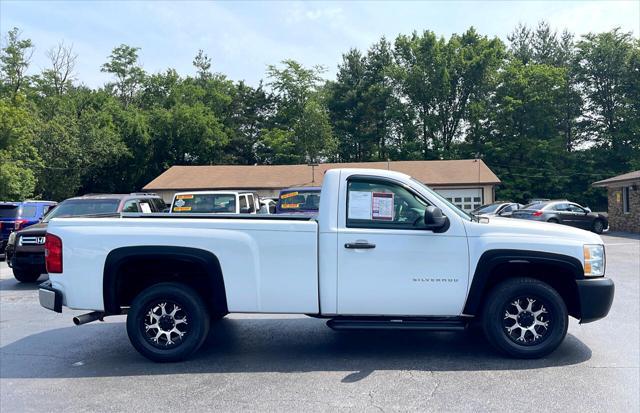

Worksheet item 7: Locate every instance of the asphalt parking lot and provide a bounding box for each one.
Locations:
[1,233,638,412]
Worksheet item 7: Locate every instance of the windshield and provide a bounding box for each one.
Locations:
[43,199,120,222]
[410,178,473,221]
[0,205,18,219]
[277,190,321,212]
[473,203,501,214]
[172,193,236,213]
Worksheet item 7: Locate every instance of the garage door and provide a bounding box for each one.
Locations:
[434,188,483,212]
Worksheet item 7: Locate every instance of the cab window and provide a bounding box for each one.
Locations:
[122,200,139,213]
[346,178,430,229]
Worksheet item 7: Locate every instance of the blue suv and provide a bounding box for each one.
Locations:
[0,201,57,257]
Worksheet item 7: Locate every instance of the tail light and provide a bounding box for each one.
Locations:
[14,219,28,230]
[45,234,63,273]
[532,211,543,217]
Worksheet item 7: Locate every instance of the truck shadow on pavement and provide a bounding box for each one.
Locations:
[0,316,592,381]
[0,275,47,291]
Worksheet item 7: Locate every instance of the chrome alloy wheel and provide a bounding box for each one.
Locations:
[502,297,551,345]
[143,301,189,348]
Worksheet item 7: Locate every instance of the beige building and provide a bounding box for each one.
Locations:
[593,171,640,233]
[143,159,501,213]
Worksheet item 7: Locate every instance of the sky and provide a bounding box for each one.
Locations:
[1,0,639,88]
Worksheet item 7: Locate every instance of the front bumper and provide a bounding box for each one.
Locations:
[39,280,63,313]
[577,277,615,323]
[11,252,45,273]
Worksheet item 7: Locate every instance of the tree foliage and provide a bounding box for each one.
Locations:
[0,24,638,210]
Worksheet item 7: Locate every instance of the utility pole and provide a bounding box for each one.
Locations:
[309,162,319,183]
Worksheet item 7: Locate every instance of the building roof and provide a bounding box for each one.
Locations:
[143,159,501,191]
[592,170,640,187]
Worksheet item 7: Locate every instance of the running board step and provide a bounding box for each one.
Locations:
[326,318,467,331]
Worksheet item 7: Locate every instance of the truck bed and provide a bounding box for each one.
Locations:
[47,216,320,314]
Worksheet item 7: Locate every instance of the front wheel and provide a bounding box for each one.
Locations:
[482,277,568,358]
[592,219,605,234]
[126,282,210,362]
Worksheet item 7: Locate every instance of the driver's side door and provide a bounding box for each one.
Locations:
[336,176,469,316]
[567,203,591,230]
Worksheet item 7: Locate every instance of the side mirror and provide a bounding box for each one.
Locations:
[584,207,591,214]
[424,206,448,231]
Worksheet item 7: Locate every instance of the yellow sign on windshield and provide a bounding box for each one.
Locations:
[280,192,299,199]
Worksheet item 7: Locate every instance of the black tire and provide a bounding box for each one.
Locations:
[547,218,559,224]
[592,219,605,234]
[126,282,210,362]
[482,277,568,359]
[13,269,41,283]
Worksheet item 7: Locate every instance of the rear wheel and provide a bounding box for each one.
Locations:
[592,219,605,234]
[126,282,210,362]
[482,277,568,358]
[547,218,559,224]
[13,269,41,283]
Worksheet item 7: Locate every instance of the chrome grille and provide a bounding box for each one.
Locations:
[18,236,46,246]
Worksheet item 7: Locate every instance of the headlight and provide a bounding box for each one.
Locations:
[7,231,16,246]
[583,244,605,277]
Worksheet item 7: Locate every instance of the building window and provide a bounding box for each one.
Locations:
[623,187,630,214]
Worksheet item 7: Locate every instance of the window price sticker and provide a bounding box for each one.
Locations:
[372,192,394,221]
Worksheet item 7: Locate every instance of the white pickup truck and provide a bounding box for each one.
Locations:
[39,168,614,362]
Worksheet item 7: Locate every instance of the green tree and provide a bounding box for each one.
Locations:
[394,29,504,158]
[225,81,275,164]
[101,44,146,106]
[575,29,639,172]
[193,49,212,80]
[483,62,569,202]
[0,97,41,199]
[0,27,34,99]
[255,128,299,164]
[267,60,334,162]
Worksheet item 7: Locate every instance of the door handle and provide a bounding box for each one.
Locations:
[345,242,376,249]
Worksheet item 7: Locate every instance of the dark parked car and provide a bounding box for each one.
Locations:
[0,200,57,258]
[511,200,608,234]
[472,202,523,217]
[5,193,165,283]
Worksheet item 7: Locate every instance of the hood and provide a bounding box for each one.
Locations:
[16,222,48,236]
[466,216,603,244]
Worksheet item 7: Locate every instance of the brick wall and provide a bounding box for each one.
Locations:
[607,185,640,233]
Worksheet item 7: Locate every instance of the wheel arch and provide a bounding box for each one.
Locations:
[464,249,584,318]
[103,246,228,316]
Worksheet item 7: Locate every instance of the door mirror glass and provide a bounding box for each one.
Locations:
[424,206,448,231]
